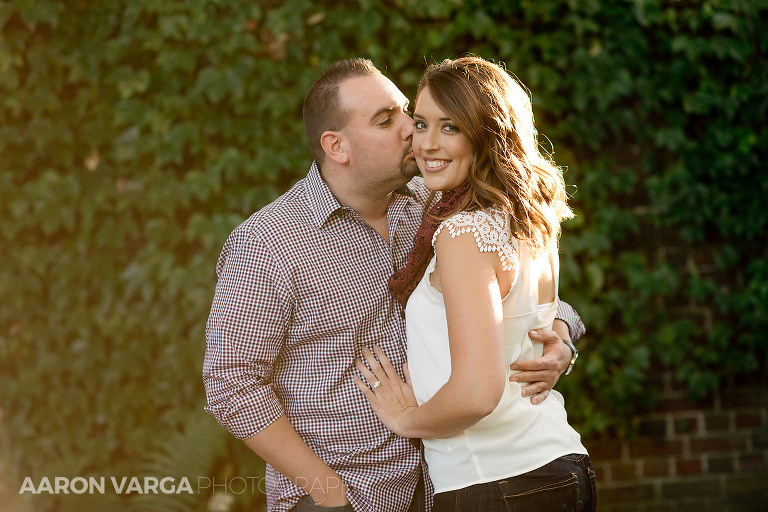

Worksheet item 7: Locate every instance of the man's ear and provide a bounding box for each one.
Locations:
[320,131,349,165]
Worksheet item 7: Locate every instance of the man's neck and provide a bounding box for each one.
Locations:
[321,167,394,242]
[336,188,393,242]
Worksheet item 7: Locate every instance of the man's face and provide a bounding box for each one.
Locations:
[337,73,418,193]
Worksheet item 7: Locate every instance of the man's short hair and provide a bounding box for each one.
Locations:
[303,58,380,163]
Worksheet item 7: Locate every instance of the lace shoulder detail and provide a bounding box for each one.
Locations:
[432,207,518,272]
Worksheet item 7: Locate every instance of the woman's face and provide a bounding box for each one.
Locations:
[412,86,473,192]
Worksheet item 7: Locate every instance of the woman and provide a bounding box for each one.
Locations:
[354,56,596,512]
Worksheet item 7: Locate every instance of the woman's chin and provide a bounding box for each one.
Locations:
[423,178,452,192]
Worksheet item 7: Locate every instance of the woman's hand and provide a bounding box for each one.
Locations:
[354,346,419,438]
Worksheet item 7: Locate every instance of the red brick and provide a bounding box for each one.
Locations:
[739,455,765,472]
[753,429,768,449]
[583,438,623,460]
[661,477,721,499]
[629,439,684,458]
[674,416,699,434]
[708,455,735,473]
[721,389,768,409]
[644,458,670,477]
[593,464,608,484]
[690,436,748,453]
[657,394,715,413]
[736,412,763,429]
[657,396,692,413]
[613,462,639,480]
[704,413,730,431]
[639,418,668,438]
[598,483,656,503]
[723,471,768,494]
[676,458,703,475]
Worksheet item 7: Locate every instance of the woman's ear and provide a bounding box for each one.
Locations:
[320,131,349,164]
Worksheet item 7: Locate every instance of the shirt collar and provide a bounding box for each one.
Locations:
[305,161,346,227]
[304,161,418,228]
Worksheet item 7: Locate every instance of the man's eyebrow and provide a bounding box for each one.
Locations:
[370,105,395,122]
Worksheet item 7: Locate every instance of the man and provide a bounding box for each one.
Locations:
[203,59,584,512]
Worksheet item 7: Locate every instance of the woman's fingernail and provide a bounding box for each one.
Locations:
[530,330,538,336]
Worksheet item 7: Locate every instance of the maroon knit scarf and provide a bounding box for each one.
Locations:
[388,181,472,308]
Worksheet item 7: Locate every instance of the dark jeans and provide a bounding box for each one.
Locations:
[433,454,597,512]
[408,465,427,512]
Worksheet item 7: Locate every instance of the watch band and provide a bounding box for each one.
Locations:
[562,339,579,376]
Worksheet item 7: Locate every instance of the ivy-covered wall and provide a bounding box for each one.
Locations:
[1,1,766,511]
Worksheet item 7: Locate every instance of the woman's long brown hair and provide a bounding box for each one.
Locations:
[418,56,573,256]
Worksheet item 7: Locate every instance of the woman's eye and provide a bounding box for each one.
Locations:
[443,124,459,133]
[414,121,427,130]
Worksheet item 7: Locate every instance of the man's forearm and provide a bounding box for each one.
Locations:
[243,415,348,507]
[553,319,571,343]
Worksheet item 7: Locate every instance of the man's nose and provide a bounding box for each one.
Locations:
[401,118,414,139]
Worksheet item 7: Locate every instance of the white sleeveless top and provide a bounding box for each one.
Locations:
[405,206,587,493]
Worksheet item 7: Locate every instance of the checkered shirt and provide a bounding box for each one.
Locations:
[204,162,431,512]
[558,297,586,341]
[203,162,585,512]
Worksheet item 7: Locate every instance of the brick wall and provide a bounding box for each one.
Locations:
[583,371,768,511]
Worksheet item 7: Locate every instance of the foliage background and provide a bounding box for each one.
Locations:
[1,0,766,510]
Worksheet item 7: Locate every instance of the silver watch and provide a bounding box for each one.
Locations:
[562,339,579,376]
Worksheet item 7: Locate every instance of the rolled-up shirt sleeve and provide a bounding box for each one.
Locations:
[203,228,293,439]
[555,299,586,342]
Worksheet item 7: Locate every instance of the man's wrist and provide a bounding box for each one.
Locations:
[308,473,348,506]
